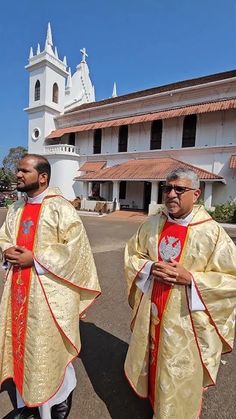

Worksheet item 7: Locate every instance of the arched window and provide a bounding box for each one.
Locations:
[150,120,162,150]
[34,80,40,101]
[68,133,75,146]
[182,115,197,147]
[118,125,128,152]
[93,129,102,154]
[52,83,59,103]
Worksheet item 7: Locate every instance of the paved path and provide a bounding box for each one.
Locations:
[0,211,235,418]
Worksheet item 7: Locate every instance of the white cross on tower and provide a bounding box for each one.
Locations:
[80,47,88,62]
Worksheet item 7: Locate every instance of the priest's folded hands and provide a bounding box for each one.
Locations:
[4,245,34,268]
[151,258,192,286]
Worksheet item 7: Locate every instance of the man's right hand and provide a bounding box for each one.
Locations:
[4,246,34,268]
[151,260,192,286]
[4,246,18,260]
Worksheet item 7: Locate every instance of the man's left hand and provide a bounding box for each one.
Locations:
[4,246,34,268]
[152,258,192,286]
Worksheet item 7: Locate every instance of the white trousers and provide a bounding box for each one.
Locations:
[16,363,77,419]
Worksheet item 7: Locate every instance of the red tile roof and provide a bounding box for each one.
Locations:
[79,161,106,172]
[230,155,236,168]
[64,69,236,114]
[74,158,224,182]
[48,98,236,139]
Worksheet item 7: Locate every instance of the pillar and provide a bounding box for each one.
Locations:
[82,182,89,199]
[150,181,159,204]
[112,181,120,210]
[204,182,213,209]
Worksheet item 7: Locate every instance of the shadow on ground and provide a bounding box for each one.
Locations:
[80,321,153,419]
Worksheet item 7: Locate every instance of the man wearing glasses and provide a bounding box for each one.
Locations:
[124,167,236,419]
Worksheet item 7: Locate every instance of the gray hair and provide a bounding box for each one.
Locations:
[166,167,200,189]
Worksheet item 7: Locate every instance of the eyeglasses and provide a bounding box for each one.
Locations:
[161,185,196,194]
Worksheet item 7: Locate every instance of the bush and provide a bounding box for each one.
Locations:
[209,202,236,223]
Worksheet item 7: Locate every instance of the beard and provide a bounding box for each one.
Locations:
[17,180,40,192]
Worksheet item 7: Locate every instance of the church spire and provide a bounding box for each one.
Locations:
[29,47,33,59]
[66,67,72,90]
[54,46,58,59]
[112,82,117,98]
[44,22,54,55]
[46,22,53,46]
[63,56,67,66]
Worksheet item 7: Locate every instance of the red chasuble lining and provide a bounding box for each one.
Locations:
[11,203,42,394]
[149,221,189,406]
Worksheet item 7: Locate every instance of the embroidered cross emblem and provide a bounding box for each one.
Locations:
[22,220,34,235]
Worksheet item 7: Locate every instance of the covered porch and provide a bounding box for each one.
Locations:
[74,158,225,214]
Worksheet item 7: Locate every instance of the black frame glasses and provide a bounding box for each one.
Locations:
[161,185,196,194]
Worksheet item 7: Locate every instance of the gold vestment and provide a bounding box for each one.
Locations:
[124,205,236,419]
[0,188,101,406]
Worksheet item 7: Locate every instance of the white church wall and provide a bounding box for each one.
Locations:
[28,109,59,155]
[211,153,236,204]
[28,111,45,154]
[47,155,81,199]
[162,118,183,149]
[44,66,65,112]
[28,68,46,106]
[111,127,120,153]
[195,111,236,148]
[222,109,236,146]
[101,127,120,154]
[128,124,150,152]
[76,131,93,156]
[212,181,235,205]
[197,113,222,147]
[139,122,152,151]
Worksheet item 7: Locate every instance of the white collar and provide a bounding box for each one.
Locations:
[167,210,194,226]
[25,188,48,204]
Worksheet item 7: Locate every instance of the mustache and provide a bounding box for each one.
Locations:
[166,199,179,204]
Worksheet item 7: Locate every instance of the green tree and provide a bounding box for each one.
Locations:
[0,167,12,189]
[2,146,27,181]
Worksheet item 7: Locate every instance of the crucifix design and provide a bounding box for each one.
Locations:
[80,47,88,62]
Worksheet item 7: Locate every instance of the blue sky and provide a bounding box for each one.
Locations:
[1,0,236,163]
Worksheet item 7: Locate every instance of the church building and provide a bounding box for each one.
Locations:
[26,23,236,213]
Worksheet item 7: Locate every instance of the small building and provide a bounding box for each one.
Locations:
[26,24,236,213]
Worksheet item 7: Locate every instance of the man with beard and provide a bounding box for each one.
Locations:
[0,154,101,419]
[124,167,236,419]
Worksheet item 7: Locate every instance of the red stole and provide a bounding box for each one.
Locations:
[149,221,188,406]
[11,203,41,394]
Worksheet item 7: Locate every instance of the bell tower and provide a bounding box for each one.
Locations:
[25,23,68,154]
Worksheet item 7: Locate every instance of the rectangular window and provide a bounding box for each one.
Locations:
[93,129,102,154]
[119,181,127,199]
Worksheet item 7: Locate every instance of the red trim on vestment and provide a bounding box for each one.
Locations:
[192,278,233,353]
[185,286,216,386]
[11,203,42,394]
[124,368,148,400]
[189,218,213,226]
[128,260,149,310]
[1,352,79,408]
[149,221,189,407]
[37,273,79,354]
[33,256,101,295]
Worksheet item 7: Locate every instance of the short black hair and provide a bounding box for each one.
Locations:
[22,154,51,184]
